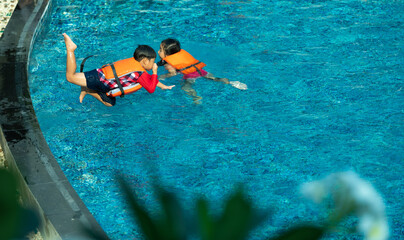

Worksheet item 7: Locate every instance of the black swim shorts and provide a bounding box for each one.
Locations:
[84,69,116,106]
[84,69,110,93]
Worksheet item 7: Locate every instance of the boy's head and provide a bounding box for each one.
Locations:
[158,38,181,59]
[134,45,156,70]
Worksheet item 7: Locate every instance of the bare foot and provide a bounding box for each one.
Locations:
[193,96,202,105]
[63,33,77,52]
[229,81,248,90]
[79,87,87,103]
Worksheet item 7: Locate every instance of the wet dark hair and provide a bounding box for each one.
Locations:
[161,38,181,56]
[133,45,157,61]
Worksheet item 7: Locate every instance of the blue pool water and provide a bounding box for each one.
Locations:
[29,0,403,239]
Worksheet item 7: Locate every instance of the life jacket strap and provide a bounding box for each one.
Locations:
[79,56,125,98]
[109,63,125,98]
[79,55,94,72]
[179,61,203,76]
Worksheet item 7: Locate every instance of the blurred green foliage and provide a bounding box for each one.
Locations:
[196,189,258,240]
[0,168,40,240]
[117,175,326,240]
[0,167,326,240]
[0,167,326,239]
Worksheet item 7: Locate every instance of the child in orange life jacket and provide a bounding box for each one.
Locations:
[157,38,247,103]
[63,33,175,107]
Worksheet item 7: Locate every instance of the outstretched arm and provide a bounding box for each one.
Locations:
[157,82,175,90]
[137,63,175,92]
[154,63,175,89]
[137,73,159,93]
[159,63,177,80]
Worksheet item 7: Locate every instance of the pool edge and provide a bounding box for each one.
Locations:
[0,1,109,239]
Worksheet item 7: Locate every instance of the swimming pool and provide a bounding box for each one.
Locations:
[29,0,403,239]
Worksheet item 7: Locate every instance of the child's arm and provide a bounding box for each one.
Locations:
[159,63,177,80]
[137,72,159,93]
[154,62,175,89]
[157,81,175,90]
[137,63,175,92]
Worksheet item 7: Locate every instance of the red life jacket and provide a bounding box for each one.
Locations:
[163,49,206,75]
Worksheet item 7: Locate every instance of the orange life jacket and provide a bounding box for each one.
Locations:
[106,83,143,97]
[101,58,146,80]
[163,49,206,75]
[101,58,145,97]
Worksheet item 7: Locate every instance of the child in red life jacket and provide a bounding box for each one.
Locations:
[157,38,247,104]
[63,33,175,107]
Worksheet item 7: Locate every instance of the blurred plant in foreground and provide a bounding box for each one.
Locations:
[1,166,389,240]
[116,176,325,240]
[0,168,40,240]
[112,170,389,240]
[300,171,389,240]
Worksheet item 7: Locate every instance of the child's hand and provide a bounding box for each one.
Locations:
[163,85,175,90]
[152,63,158,74]
[157,82,175,90]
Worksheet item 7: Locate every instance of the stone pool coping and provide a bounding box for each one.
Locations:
[0,0,108,239]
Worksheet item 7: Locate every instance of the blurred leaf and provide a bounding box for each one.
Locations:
[0,169,40,240]
[270,225,324,240]
[197,198,214,240]
[14,208,40,239]
[0,168,19,240]
[118,175,161,240]
[214,189,255,240]
[116,174,325,240]
[155,187,187,240]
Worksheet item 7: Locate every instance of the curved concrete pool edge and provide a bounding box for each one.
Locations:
[0,1,109,239]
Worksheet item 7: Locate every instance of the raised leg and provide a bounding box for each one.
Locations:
[63,33,87,86]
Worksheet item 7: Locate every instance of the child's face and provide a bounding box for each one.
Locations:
[158,44,166,59]
[141,58,156,71]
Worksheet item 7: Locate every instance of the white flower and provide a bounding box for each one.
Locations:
[300,171,389,240]
[359,215,389,240]
[300,180,327,204]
